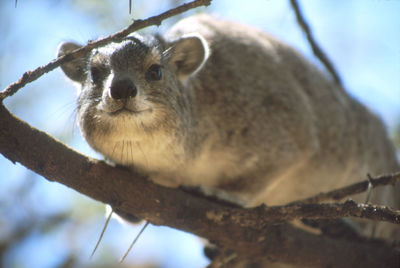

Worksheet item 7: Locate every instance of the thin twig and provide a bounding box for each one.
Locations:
[0,0,211,101]
[290,172,400,204]
[289,0,343,87]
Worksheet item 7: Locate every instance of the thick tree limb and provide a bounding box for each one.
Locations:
[0,103,398,267]
[2,2,398,266]
[0,0,211,101]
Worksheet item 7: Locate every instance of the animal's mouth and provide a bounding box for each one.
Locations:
[108,107,153,116]
[97,97,154,117]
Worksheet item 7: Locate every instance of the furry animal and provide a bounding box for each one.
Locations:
[58,14,399,245]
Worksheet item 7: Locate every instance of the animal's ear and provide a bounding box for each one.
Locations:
[165,34,209,80]
[57,42,87,83]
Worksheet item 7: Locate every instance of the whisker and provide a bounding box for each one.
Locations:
[129,140,134,165]
[111,141,120,160]
[136,141,149,169]
[121,140,125,164]
[126,140,130,164]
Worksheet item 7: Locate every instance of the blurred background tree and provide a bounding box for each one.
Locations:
[0,0,399,267]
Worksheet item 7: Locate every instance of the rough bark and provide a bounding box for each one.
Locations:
[1,1,399,266]
[0,103,398,268]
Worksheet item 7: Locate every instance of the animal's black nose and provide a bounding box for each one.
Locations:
[110,79,137,99]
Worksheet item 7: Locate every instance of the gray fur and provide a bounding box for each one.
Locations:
[58,15,399,241]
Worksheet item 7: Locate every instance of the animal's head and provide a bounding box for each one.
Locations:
[58,33,209,163]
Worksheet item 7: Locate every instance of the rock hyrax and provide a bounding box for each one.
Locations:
[58,14,399,239]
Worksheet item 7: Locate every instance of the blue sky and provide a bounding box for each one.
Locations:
[0,1,399,268]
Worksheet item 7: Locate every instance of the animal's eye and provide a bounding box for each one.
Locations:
[146,64,162,81]
[90,65,107,85]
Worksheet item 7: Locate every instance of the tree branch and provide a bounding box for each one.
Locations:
[291,172,400,204]
[2,2,398,266]
[289,0,343,87]
[209,200,400,228]
[0,102,398,267]
[0,0,212,101]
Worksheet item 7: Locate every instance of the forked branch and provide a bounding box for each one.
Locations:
[1,1,399,267]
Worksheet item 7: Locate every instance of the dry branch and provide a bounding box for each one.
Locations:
[211,200,400,228]
[1,2,399,266]
[292,172,400,204]
[0,102,398,267]
[0,0,211,101]
[289,0,343,87]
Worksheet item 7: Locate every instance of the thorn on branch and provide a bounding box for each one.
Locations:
[290,172,400,204]
[0,102,398,267]
[365,173,374,203]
